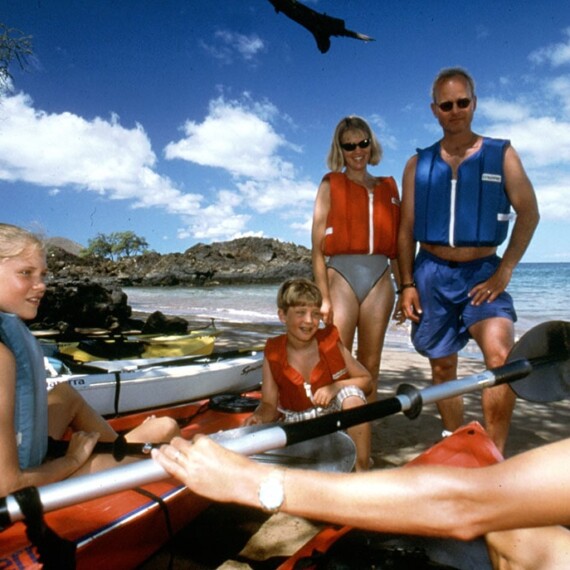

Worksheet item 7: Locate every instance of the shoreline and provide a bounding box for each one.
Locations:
[135,308,485,361]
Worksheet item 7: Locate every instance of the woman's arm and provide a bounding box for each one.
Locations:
[311,179,334,325]
[398,156,422,322]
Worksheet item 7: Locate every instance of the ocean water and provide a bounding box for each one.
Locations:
[124,262,570,358]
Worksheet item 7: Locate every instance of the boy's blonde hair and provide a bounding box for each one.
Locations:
[0,223,45,260]
[277,278,322,312]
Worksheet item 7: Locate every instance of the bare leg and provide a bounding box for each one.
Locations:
[470,317,516,453]
[328,268,395,403]
[48,383,117,441]
[357,271,395,402]
[430,353,464,433]
[48,383,180,475]
[125,416,180,444]
[486,526,570,570]
[343,395,371,471]
[327,267,359,351]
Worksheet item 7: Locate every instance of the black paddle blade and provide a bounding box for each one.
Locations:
[507,321,570,402]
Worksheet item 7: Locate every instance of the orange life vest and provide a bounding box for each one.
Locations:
[322,172,400,259]
[264,325,349,411]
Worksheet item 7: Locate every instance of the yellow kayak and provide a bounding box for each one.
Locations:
[56,329,220,362]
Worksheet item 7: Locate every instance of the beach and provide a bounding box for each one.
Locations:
[140,319,570,569]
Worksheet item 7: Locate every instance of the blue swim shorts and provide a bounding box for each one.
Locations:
[411,249,517,359]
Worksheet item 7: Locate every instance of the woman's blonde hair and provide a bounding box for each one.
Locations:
[326,115,382,172]
[0,223,46,260]
[277,278,322,312]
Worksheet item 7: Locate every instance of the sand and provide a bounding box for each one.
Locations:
[139,321,570,569]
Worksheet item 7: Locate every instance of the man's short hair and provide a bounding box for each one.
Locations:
[277,278,322,312]
[432,67,476,102]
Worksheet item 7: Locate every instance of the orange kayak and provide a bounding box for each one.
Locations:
[0,393,356,570]
[0,397,257,570]
[279,422,502,570]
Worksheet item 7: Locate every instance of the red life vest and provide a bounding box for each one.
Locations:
[264,325,349,411]
[323,172,400,259]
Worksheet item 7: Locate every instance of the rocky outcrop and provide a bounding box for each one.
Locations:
[31,237,312,333]
[48,236,312,287]
[30,280,137,335]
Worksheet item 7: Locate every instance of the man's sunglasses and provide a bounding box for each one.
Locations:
[437,98,472,112]
[340,138,371,151]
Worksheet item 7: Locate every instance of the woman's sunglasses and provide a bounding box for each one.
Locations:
[437,98,472,113]
[340,138,371,151]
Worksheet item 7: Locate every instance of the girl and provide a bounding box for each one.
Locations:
[0,223,179,496]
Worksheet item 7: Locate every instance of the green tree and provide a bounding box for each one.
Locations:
[84,233,115,260]
[112,231,149,258]
[0,23,33,91]
[84,231,149,260]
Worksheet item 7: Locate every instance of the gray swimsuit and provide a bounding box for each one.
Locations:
[327,254,389,304]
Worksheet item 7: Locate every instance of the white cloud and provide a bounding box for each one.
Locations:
[216,30,264,59]
[0,91,203,214]
[164,96,296,181]
[481,114,570,168]
[529,27,570,67]
[475,63,570,223]
[200,30,264,64]
[179,189,252,239]
[235,177,316,214]
[164,94,319,237]
[547,76,570,117]
[0,90,317,243]
[533,177,570,221]
[477,98,530,123]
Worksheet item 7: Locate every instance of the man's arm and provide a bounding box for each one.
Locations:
[469,145,540,305]
[153,436,570,540]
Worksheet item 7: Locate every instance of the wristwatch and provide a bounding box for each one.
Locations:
[258,470,285,513]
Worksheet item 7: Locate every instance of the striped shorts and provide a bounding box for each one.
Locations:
[280,385,367,423]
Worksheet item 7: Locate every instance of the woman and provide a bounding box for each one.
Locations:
[312,116,402,401]
[0,223,179,496]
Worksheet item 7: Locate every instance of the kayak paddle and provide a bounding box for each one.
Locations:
[0,320,568,528]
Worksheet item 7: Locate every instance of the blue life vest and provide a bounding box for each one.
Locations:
[0,312,48,468]
[414,137,513,247]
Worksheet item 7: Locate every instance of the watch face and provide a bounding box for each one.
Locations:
[259,472,284,513]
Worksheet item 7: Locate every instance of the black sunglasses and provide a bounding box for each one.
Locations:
[340,138,371,151]
[437,98,472,112]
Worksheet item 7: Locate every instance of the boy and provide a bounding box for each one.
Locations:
[246,278,373,471]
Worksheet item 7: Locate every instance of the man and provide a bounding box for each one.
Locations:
[398,67,539,452]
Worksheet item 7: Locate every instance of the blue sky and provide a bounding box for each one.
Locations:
[2,1,569,262]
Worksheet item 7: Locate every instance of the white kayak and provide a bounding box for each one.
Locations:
[46,349,264,416]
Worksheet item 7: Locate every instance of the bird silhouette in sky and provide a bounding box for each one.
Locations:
[267,0,374,54]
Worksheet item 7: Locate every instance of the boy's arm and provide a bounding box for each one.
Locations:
[244,357,281,425]
[335,343,373,395]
